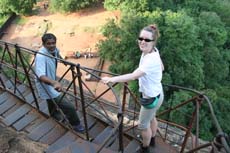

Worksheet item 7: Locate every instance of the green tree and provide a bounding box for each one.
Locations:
[159,11,204,88]
[0,0,36,15]
[104,0,179,12]
[99,1,230,140]
[50,0,99,13]
[197,12,228,88]
[98,10,204,92]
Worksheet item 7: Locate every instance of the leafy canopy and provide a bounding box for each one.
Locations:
[101,0,230,140]
[0,0,36,15]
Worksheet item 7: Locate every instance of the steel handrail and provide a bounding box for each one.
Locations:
[1,40,229,153]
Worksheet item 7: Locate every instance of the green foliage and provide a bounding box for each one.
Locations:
[104,0,122,11]
[50,0,99,13]
[160,11,204,88]
[213,0,230,26]
[99,0,230,140]
[0,0,36,15]
[13,16,28,25]
[0,46,32,83]
[104,0,178,12]
[197,12,228,88]
[161,91,195,126]
[98,17,147,74]
[0,14,10,26]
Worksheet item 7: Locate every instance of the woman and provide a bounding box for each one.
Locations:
[101,24,164,153]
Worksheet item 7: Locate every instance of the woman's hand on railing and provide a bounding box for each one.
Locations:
[101,77,114,84]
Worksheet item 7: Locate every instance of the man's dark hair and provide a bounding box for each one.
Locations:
[42,33,57,44]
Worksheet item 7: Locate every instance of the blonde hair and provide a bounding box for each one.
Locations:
[141,24,160,41]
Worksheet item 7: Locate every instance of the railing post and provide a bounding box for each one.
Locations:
[4,43,17,93]
[70,65,79,110]
[118,112,124,153]
[118,83,128,153]
[15,45,40,109]
[180,98,198,153]
[194,96,203,152]
[76,64,89,140]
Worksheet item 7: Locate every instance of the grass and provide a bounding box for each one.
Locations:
[83,26,100,33]
[13,16,28,25]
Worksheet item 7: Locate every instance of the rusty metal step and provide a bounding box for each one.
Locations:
[3,104,31,126]
[14,84,29,97]
[124,139,140,153]
[0,92,11,104]
[151,136,178,153]
[0,73,179,153]
[92,126,116,148]
[79,112,97,130]
[0,96,17,115]
[12,111,39,131]
[2,79,14,89]
[45,131,79,153]
[124,137,179,153]
[24,92,36,104]
[88,121,107,139]
[28,118,57,141]
[2,100,23,117]
[53,139,116,153]
[0,83,138,153]
[39,124,67,145]
[24,116,46,133]
[108,135,130,152]
[0,73,9,82]
[31,99,49,115]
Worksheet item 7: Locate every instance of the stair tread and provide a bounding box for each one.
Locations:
[28,118,56,141]
[53,138,116,153]
[24,117,46,133]
[3,104,31,126]
[109,134,130,151]
[92,126,115,147]
[0,97,16,115]
[0,92,10,104]
[15,84,28,97]
[82,114,97,130]
[13,111,39,131]
[88,121,106,139]
[151,137,178,153]
[124,139,140,153]
[46,131,78,153]
[39,124,67,145]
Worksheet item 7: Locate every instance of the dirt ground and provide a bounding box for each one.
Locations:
[2,1,119,102]
[2,1,119,54]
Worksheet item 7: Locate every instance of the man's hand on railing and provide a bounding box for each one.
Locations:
[52,81,62,92]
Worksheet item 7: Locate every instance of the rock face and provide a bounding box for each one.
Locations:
[0,125,47,153]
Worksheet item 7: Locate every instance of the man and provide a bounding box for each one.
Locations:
[35,33,84,132]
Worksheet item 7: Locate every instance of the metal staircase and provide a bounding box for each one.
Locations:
[0,40,229,153]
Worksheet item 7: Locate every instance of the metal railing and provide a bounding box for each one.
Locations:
[0,40,229,153]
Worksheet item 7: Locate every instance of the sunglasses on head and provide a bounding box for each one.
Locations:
[138,37,154,42]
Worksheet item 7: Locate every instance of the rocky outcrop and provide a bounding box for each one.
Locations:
[0,124,47,153]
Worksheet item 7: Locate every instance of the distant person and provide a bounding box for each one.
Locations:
[43,3,49,9]
[75,51,81,58]
[84,53,87,59]
[101,24,164,153]
[35,33,85,132]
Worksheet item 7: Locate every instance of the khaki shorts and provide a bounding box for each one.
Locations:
[138,91,164,129]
